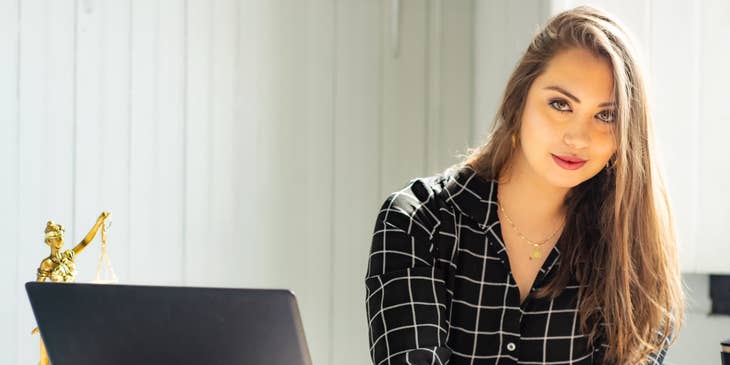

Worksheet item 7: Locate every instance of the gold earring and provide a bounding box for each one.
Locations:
[511,134,517,149]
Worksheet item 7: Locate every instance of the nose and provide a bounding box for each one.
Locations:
[562,116,591,149]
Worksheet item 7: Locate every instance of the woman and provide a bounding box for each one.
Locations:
[365,6,684,365]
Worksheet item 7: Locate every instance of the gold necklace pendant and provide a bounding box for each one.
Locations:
[530,244,542,260]
[497,196,561,261]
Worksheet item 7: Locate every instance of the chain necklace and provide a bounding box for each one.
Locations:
[497,198,563,260]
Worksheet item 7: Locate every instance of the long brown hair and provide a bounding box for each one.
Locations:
[466,6,684,364]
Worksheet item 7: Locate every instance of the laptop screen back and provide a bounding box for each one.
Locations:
[26,282,312,365]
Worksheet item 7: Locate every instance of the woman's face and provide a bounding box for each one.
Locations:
[518,47,617,189]
[46,236,63,250]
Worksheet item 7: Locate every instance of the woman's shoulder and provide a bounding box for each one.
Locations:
[376,164,469,236]
[379,162,500,227]
[380,165,461,211]
[38,257,55,271]
[385,162,487,204]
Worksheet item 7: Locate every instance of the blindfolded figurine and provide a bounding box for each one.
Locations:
[36,212,110,283]
[32,211,110,365]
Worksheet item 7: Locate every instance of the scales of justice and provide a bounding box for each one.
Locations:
[31,211,117,365]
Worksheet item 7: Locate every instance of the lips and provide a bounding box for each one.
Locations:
[551,154,587,170]
[554,154,586,163]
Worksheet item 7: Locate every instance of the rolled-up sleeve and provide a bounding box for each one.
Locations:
[365,184,452,365]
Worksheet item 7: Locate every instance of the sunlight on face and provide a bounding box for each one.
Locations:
[518,47,617,188]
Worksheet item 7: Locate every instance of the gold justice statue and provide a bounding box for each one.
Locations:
[36,211,110,282]
[32,211,111,365]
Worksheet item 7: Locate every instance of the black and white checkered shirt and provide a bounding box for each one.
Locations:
[365,163,670,364]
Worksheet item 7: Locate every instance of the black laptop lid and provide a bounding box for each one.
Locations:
[26,282,312,365]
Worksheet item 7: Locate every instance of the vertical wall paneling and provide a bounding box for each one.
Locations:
[299,1,335,364]
[437,0,473,170]
[231,2,336,362]
[249,0,277,286]
[45,1,77,227]
[96,0,132,282]
[16,0,76,363]
[503,0,545,73]
[549,0,652,67]
[129,0,167,284]
[473,1,548,146]
[209,0,238,284]
[649,0,699,273]
[472,1,507,145]
[183,0,212,285]
[0,0,19,362]
[332,1,382,364]
[697,0,730,273]
[256,0,307,289]
[16,1,45,361]
[425,0,442,175]
[157,0,186,283]
[73,0,104,280]
[233,0,263,286]
[379,0,428,195]
[687,0,702,274]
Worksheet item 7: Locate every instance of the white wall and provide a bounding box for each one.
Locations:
[0,1,473,364]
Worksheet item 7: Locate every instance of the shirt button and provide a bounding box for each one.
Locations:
[506,342,516,351]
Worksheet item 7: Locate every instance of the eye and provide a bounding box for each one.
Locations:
[596,109,615,123]
[549,98,572,112]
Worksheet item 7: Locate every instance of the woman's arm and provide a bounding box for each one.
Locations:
[592,326,673,364]
[365,182,451,365]
[72,211,110,255]
[646,327,673,365]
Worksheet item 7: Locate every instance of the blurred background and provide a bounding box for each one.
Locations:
[1,0,728,364]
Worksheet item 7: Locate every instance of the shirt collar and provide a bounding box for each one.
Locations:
[441,163,562,270]
[442,163,500,230]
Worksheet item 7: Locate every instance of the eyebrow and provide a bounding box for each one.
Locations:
[543,85,616,107]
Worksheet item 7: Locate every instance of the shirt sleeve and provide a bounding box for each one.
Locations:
[646,327,673,365]
[592,326,673,364]
[365,183,452,365]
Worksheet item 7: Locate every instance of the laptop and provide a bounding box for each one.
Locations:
[26,282,312,365]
